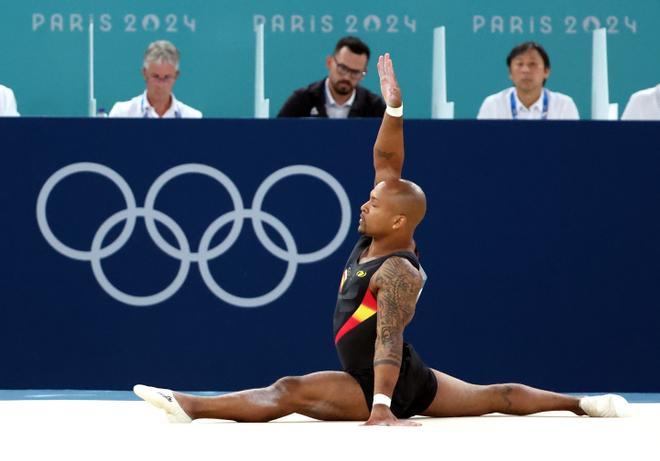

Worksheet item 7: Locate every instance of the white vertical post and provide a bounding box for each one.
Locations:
[591,28,618,120]
[254,22,269,118]
[88,16,97,117]
[431,26,454,119]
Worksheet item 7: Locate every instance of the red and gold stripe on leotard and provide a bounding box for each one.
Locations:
[334,289,378,344]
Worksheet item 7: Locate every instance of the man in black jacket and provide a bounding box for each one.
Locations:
[277,36,386,118]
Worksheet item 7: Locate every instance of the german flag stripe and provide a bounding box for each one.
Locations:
[334,290,378,344]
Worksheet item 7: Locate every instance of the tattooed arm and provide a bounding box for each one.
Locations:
[364,256,423,426]
[373,53,404,186]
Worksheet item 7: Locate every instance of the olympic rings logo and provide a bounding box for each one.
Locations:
[36,163,351,308]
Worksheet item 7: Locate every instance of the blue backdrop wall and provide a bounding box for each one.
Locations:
[1,118,659,392]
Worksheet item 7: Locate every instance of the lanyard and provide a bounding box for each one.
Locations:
[141,95,181,118]
[510,89,548,120]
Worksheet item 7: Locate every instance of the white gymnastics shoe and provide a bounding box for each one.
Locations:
[133,384,192,423]
[579,394,632,417]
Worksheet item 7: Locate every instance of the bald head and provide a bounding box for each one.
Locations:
[377,179,427,228]
[359,178,427,238]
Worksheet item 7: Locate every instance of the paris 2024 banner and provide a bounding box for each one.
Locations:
[0,0,658,118]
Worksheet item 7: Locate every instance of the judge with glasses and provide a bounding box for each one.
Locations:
[277,36,385,118]
[109,40,202,119]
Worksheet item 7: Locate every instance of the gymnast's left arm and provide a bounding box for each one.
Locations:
[364,257,423,426]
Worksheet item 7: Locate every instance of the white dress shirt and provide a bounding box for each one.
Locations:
[0,84,19,116]
[324,78,356,119]
[621,85,660,121]
[477,87,579,120]
[109,92,202,118]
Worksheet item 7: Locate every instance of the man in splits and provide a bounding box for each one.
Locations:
[135,54,629,425]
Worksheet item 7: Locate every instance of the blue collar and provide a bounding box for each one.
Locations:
[510,89,548,120]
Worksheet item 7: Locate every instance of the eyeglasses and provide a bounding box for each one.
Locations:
[148,74,177,83]
[332,56,366,79]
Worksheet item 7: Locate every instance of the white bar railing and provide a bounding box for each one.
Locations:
[254,22,269,118]
[431,26,454,119]
[88,16,97,117]
[591,28,618,120]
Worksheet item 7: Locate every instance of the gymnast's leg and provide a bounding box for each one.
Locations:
[421,369,586,417]
[134,371,370,422]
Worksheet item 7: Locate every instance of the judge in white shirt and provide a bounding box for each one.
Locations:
[0,84,19,116]
[109,40,202,119]
[621,84,660,120]
[477,42,579,120]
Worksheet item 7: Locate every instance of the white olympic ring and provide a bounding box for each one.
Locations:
[36,162,351,308]
[36,162,138,261]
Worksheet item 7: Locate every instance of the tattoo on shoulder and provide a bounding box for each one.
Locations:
[373,257,423,302]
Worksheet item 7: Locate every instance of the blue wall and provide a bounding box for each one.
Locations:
[1,118,659,392]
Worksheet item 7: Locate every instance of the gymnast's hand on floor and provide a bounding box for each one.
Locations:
[362,404,421,427]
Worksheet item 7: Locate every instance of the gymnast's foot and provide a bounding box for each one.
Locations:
[579,394,631,417]
[134,384,192,423]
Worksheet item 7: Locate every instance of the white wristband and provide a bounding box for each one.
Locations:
[373,393,392,407]
[385,104,403,117]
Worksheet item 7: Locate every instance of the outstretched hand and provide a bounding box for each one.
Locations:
[377,53,402,109]
[362,404,421,427]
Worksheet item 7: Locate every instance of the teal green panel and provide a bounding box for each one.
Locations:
[0,0,657,118]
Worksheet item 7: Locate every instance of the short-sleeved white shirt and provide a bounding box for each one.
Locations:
[0,84,19,116]
[621,85,660,121]
[109,92,202,118]
[477,87,579,120]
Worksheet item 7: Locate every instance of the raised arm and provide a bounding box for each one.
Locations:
[373,53,404,186]
[364,257,423,426]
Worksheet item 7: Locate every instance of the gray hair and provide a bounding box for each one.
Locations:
[143,40,180,70]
